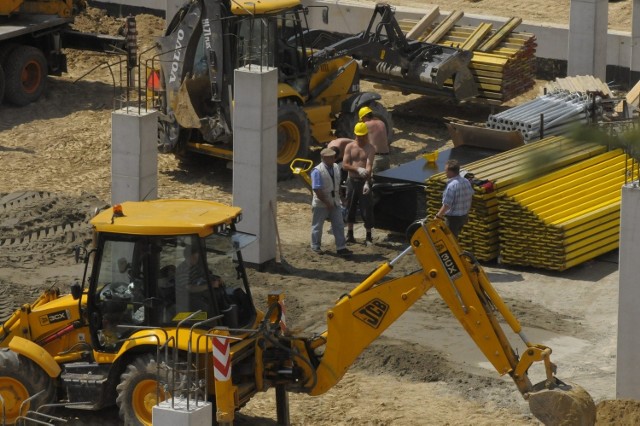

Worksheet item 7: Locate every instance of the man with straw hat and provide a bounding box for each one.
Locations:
[310,147,352,257]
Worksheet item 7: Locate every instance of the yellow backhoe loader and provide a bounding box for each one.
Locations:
[0,199,594,425]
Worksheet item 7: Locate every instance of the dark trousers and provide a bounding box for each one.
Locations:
[346,177,374,229]
[445,215,468,238]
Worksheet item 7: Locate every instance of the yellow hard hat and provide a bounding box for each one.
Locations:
[354,122,369,136]
[358,106,373,120]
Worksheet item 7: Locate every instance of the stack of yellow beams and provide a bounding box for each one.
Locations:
[497,149,630,271]
[425,136,608,261]
[402,11,537,103]
[437,26,537,102]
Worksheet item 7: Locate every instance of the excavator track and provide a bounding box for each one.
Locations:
[0,191,105,268]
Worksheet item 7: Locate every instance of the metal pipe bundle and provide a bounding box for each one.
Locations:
[425,136,608,261]
[486,92,597,142]
[497,149,632,270]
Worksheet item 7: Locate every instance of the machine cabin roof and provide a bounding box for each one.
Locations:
[91,199,242,237]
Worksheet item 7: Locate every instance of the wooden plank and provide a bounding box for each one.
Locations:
[406,5,440,40]
[461,23,493,51]
[478,17,522,52]
[424,10,463,44]
[615,79,640,113]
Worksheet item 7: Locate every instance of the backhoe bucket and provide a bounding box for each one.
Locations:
[172,75,210,129]
[528,380,596,426]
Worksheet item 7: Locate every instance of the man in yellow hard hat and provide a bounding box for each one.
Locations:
[359,106,390,173]
[342,122,376,245]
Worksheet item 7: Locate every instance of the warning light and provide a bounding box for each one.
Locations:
[111,204,125,224]
[147,70,161,92]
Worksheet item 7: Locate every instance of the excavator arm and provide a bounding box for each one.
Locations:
[304,3,478,101]
[266,218,595,424]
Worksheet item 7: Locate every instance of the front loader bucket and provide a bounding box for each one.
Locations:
[172,75,210,129]
[528,380,596,426]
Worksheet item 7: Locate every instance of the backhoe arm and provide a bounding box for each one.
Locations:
[288,218,595,424]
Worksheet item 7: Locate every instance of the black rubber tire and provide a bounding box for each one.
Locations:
[334,109,357,139]
[335,101,394,144]
[0,43,19,67]
[277,99,311,181]
[0,349,56,425]
[4,46,48,106]
[116,354,172,426]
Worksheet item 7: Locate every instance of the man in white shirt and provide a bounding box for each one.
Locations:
[310,148,353,257]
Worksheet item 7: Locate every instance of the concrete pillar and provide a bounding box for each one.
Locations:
[616,181,640,399]
[567,0,608,79]
[631,0,640,84]
[111,108,159,205]
[232,66,278,266]
[152,399,212,425]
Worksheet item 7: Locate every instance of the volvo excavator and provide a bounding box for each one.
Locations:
[0,199,594,425]
[154,0,476,179]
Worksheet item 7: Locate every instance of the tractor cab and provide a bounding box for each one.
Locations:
[86,200,257,350]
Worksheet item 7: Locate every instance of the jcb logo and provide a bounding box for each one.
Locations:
[435,240,461,279]
[353,298,389,329]
[39,310,69,326]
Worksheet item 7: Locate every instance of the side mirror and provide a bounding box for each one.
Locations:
[71,283,82,300]
[322,8,329,25]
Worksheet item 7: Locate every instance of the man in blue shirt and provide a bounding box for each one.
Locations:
[436,159,474,238]
[310,148,353,257]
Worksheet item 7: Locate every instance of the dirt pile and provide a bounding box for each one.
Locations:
[596,400,640,425]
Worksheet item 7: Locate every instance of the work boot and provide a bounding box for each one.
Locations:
[337,248,353,257]
[346,230,356,244]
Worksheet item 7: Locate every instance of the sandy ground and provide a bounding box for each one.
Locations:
[0,3,636,425]
[360,0,635,32]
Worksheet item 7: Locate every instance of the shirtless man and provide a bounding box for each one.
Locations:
[342,122,376,245]
[359,106,390,174]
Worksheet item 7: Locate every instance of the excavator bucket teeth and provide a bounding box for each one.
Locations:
[528,380,596,426]
[173,76,210,129]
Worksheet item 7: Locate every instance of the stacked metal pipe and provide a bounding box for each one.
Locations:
[486,92,597,142]
[425,136,608,261]
[497,149,631,270]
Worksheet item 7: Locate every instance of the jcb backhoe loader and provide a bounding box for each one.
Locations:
[0,199,594,425]
[154,0,475,180]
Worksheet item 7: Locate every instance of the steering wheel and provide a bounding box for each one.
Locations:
[100,282,133,302]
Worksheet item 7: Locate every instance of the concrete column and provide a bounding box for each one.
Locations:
[152,399,212,425]
[567,0,608,79]
[616,181,640,399]
[111,108,159,205]
[232,66,278,266]
[631,0,640,84]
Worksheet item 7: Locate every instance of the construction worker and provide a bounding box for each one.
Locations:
[359,106,390,174]
[436,159,475,238]
[343,122,375,245]
[310,148,352,257]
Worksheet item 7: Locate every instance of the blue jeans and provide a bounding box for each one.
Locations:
[311,205,346,251]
